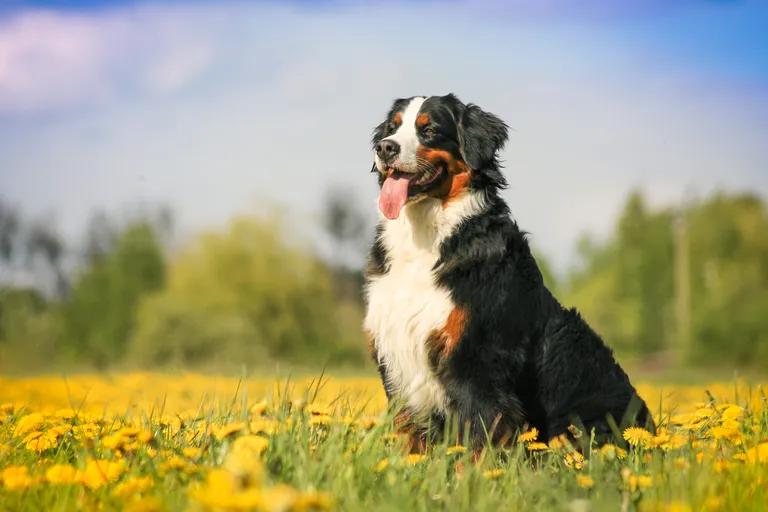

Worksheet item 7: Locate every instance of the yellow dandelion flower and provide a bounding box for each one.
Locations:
[446,445,467,456]
[664,501,692,512]
[745,442,768,464]
[212,421,246,440]
[406,454,426,465]
[13,412,45,437]
[482,469,504,480]
[182,447,202,459]
[79,458,125,490]
[250,418,279,435]
[224,448,263,486]
[112,476,153,498]
[2,466,33,490]
[45,464,78,484]
[564,451,585,470]
[374,459,389,473]
[294,491,334,511]
[576,475,594,489]
[309,414,333,427]
[518,427,539,443]
[23,430,59,452]
[623,427,653,447]
[673,457,690,470]
[232,434,269,455]
[599,443,627,460]
[526,442,549,452]
[249,401,269,416]
[260,485,299,511]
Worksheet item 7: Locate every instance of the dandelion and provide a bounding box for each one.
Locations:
[526,442,549,452]
[745,442,768,464]
[13,413,45,437]
[23,430,59,452]
[564,451,585,470]
[79,458,125,490]
[576,475,594,489]
[309,414,333,427]
[482,469,504,480]
[249,401,269,416]
[231,434,269,455]
[212,421,246,440]
[446,445,467,456]
[406,454,426,465]
[182,447,202,459]
[2,466,33,490]
[623,427,653,448]
[294,491,334,511]
[599,443,627,460]
[112,476,153,498]
[45,464,78,484]
[374,458,389,473]
[518,427,539,443]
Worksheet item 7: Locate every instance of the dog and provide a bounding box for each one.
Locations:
[364,94,652,450]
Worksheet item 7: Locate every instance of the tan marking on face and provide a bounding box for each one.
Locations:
[392,112,403,126]
[416,113,430,128]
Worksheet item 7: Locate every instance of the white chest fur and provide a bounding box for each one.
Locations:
[364,192,486,419]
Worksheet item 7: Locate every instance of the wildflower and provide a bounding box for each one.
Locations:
[599,443,627,460]
[518,427,539,443]
[446,445,467,456]
[526,442,549,452]
[673,457,690,470]
[249,401,269,416]
[232,434,269,455]
[79,458,125,490]
[406,454,426,465]
[2,466,33,490]
[564,451,585,470]
[745,442,768,464]
[45,464,78,484]
[623,427,653,448]
[182,447,202,459]
[112,476,153,498]
[23,430,59,452]
[212,422,246,440]
[294,491,334,511]
[374,459,389,473]
[249,418,279,435]
[309,414,333,427]
[576,475,594,489]
[13,413,45,437]
[224,447,263,486]
[482,468,504,480]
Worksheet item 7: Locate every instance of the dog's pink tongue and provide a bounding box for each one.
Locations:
[379,175,411,220]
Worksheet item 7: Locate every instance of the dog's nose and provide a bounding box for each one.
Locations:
[376,139,400,162]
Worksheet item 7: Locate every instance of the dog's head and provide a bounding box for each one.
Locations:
[371,94,508,220]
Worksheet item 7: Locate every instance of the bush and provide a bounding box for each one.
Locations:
[130,216,365,368]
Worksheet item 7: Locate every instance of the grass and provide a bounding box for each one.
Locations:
[0,373,767,511]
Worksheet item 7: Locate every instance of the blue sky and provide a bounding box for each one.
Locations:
[1,0,767,271]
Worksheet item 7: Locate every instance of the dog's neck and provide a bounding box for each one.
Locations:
[379,190,487,264]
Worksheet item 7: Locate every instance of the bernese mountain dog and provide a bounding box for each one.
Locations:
[364,94,652,450]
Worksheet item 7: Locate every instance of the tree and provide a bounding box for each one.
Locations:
[62,222,166,368]
[131,215,365,368]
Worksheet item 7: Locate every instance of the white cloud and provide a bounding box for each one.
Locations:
[0,1,766,272]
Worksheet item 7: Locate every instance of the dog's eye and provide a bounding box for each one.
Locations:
[386,122,397,134]
[422,126,436,138]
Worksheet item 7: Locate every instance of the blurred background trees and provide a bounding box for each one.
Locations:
[1,189,767,374]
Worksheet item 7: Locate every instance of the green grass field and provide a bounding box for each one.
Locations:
[0,374,767,511]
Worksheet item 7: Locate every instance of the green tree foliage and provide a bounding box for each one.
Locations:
[61,222,165,368]
[565,190,768,365]
[130,216,365,368]
[0,288,59,372]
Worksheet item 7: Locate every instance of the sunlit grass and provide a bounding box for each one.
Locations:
[0,374,766,511]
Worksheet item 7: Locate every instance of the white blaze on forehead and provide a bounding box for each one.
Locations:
[384,96,426,169]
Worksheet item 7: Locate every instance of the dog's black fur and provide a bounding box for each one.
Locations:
[366,94,652,447]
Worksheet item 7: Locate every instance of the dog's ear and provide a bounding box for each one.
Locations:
[457,103,508,187]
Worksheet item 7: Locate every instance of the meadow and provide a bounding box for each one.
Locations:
[0,373,767,511]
